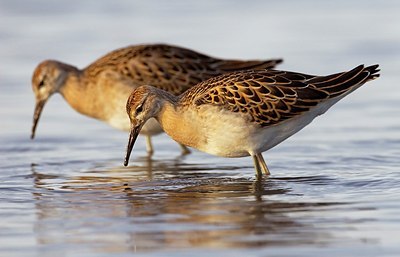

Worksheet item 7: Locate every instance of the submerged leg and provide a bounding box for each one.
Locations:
[145,135,154,155]
[256,153,271,175]
[178,143,191,155]
[252,155,263,178]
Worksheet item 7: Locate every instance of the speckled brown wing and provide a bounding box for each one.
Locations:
[180,65,380,127]
[84,44,282,95]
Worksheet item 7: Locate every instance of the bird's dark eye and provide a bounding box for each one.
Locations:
[38,76,46,88]
[135,105,143,114]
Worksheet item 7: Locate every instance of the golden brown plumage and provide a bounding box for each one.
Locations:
[84,44,282,94]
[124,65,380,177]
[180,64,380,126]
[31,43,282,154]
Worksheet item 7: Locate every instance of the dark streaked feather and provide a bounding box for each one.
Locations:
[84,44,282,95]
[180,65,380,127]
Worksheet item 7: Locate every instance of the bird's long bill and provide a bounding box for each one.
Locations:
[124,125,141,166]
[31,100,46,139]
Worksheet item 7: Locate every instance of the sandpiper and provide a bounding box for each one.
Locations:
[31,44,282,154]
[124,64,380,177]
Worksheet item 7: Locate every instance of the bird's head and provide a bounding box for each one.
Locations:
[124,86,163,166]
[31,60,75,139]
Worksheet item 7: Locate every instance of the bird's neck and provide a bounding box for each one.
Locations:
[58,69,99,117]
[156,98,203,149]
[59,68,132,124]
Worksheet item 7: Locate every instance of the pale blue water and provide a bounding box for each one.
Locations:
[1,1,400,256]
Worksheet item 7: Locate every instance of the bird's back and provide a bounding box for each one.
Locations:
[83,44,282,95]
[179,65,380,127]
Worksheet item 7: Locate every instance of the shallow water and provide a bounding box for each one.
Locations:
[1,1,400,256]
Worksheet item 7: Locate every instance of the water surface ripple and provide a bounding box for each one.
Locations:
[1,1,400,256]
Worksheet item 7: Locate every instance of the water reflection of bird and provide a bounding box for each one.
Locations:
[30,44,282,155]
[124,65,379,177]
[30,162,341,251]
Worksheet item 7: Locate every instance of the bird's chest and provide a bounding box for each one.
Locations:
[189,106,257,157]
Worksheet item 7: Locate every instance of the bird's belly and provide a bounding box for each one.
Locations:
[108,115,163,136]
[107,114,130,131]
[196,104,326,157]
[194,108,259,158]
[200,123,261,158]
[140,118,164,135]
[200,118,306,158]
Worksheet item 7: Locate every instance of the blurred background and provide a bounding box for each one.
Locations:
[0,1,399,256]
[1,0,399,138]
